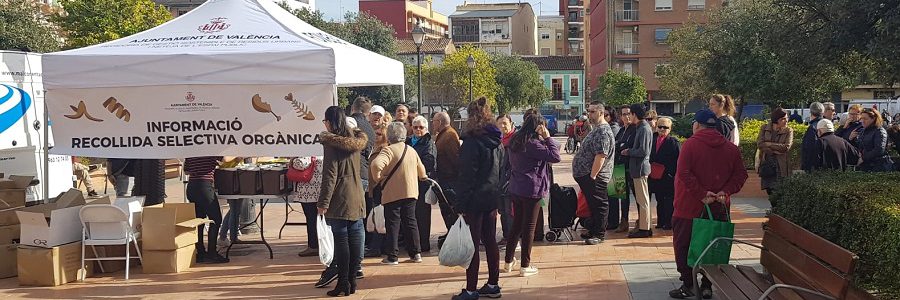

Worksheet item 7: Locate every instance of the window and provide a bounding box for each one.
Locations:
[655,0,673,10]
[541,33,551,40]
[570,78,580,96]
[557,32,563,40]
[655,28,672,44]
[688,0,706,10]
[623,62,634,74]
[552,78,563,100]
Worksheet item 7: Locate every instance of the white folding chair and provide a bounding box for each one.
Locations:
[79,204,142,280]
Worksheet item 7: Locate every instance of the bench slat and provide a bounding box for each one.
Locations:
[702,265,751,300]
[720,265,765,299]
[767,214,857,274]
[763,231,849,298]
[735,265,792,300]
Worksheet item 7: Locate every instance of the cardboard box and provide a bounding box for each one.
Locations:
[16,189,86,248]
[90,242,142,275]
[0,175,32,190]
[142,203,209,251]
[0,244,16,279]
[0,224,20,245]
[0,175,33,209]
[141,244,195,274]
[17,241,94,286]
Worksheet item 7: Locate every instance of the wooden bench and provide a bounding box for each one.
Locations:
[693,214,860,300]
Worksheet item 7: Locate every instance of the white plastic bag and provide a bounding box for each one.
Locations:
[316,215,334,266]
[438,218,475,268]
[366,205,386,234]
[424,179,442,205]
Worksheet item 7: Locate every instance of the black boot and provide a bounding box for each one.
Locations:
[327,281,351,297]
[348,275,357,294]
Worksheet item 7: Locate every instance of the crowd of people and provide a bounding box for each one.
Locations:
[170,94,899,299]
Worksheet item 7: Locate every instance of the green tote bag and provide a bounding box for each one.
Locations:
[687,204,735,267]
[607,164,627,199]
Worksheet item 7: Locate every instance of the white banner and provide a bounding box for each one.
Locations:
[46,84,335,158]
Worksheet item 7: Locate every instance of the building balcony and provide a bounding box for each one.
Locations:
[568,31,583,39]
[615,10,639,22]
[615,43,640,55]
[568,17,584,23]
[452,34,479,43]
[568,0,584,8]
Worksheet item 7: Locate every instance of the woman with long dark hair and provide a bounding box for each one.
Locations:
[452,97,504,300]
[317,106,368,297]
[504,114,561,277]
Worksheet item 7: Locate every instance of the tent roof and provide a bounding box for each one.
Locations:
[43,0,404,89]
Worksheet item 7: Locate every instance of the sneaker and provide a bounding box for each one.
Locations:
[627,230,653,238]
[451,289,479,300]
[407,254,423,263]
[87,190,99,197]
[668,285,695,299]
[503,257,518,274]
[381,257,399,265]
[314,267,339,288]
[519,266,538,277]
[584,237,603,245]
[476,284,502,298]
[355,270,364,279]
[200,253,230,264]
[297,247,318,257]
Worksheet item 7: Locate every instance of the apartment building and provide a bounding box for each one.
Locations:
[449,2,538,56]
[521,56,586,120]
[538,16,566,56]
[360,0,449,39]
[152,0,314,17]
[396,38,456,65]
[586,0,722,115]
[560,0,587,56]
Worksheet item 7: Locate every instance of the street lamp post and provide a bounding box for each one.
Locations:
[467,54,475,104]
[411,26,426,114]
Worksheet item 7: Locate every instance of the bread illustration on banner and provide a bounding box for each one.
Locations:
[251,94,282,121]
[102,97,131,122]
[64,100,103,122]
[284,92,316,120]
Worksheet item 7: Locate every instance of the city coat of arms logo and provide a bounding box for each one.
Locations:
[198,17,230,33]
[185,92,196,102]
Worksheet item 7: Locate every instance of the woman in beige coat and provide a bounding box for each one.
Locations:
[757,107,794,195]
[370,122,428,265]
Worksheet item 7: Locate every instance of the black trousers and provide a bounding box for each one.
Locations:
[383,198,421,260]
[416,182,432,251]
[186,180,222,255]
[654,189,674,228]
[300,202,318,249]
[575,175,610,237]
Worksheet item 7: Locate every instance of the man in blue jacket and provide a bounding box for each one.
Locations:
[801,102,825,173]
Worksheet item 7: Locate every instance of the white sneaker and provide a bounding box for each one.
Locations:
[503,257,518,274]
[520,266,538,277]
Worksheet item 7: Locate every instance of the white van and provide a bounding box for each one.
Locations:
[0,51,72,202]
[848,98,900,118]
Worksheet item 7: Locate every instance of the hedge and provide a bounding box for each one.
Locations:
[771,172,900,299]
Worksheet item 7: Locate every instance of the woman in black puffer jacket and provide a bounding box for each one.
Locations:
[451,97,504,300]
[406,115,437,252]
[855,108,894,172]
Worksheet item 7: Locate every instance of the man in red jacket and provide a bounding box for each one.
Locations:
[669,109,748,299]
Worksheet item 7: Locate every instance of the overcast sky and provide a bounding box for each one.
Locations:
[319,0,561,21]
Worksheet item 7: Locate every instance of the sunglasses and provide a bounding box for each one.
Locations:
[657,126,670,130]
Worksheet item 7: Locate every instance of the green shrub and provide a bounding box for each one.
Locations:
[772,172,900,299]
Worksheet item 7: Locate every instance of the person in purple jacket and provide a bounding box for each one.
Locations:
[502,114,561,277]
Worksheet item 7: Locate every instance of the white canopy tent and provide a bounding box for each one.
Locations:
[41,0,404,159]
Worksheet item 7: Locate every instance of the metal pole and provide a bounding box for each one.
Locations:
[469,68,473,103]
[43,99,49,201]
[416,45,423,113]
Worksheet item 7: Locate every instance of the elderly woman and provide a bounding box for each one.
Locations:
[363,124,390,258]
[292,155,325,257]
[371,122,428,265]
[649,117,680,229]
[854,108,895,172]
[317,106,368,297]
[453,97,504,300]
[406,115,437,252]
[757,108,794,195]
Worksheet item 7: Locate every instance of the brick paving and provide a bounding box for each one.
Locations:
[0,146,768,299]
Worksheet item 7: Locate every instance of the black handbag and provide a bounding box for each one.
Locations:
[371,145,407,205]
[759,155,779,178]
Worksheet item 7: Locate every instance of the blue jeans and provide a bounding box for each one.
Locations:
[326,218,364,285]
[219,199,240,241]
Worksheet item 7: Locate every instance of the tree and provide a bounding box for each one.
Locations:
[424,45,497,114]
[490,54,550,115]
[53,0,171,49]
[592,69,646,107]
[658,24,712,111]
[0,0,60,52]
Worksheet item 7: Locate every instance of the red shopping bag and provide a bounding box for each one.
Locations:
[576,191,591,218]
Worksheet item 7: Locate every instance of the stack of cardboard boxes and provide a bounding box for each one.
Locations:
[141,203,209,274]
[0,175,33,279]
[14,188,90,286]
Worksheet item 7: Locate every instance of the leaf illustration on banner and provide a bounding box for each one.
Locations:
[64,101,103,122]
[102,97,131,122]
[284,93,316,120]
[251,94,281,121]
